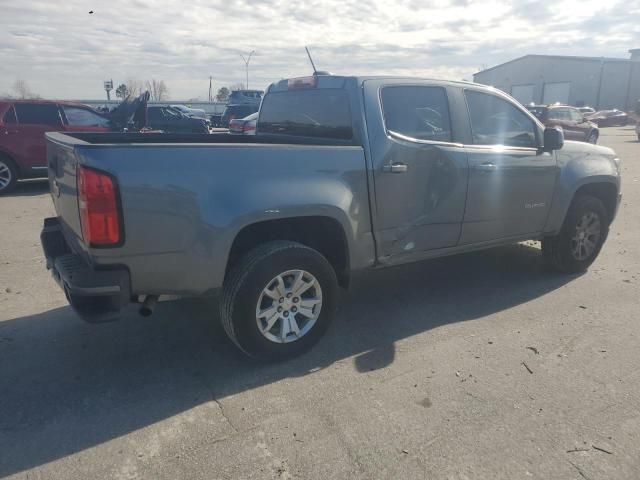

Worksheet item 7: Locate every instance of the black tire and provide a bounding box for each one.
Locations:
[542,195,609,273]
[0,155,18,195]
[220,240,338,360]
[586,131,598,144]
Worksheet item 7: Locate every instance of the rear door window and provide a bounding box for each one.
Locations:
[14,103,61,126]
[258,89,353,140]
[568,109,583,122]
[2,106,17,124]
[381,86,452,142]
[548,108,570,121]
[464,90,537,148]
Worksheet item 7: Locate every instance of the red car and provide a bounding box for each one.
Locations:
[0,100,111,194]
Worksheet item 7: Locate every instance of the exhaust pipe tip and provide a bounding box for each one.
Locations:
[139,295,159,317]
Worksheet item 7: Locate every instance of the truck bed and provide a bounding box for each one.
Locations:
[45,131,373,298]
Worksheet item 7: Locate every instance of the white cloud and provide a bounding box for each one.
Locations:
[0,0,638,99]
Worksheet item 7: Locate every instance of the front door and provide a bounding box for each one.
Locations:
[364,81,469,260]
[460,89,558,244]
[547,107,582,141]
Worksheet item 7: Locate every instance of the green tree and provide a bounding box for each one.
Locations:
[115,83,129,100]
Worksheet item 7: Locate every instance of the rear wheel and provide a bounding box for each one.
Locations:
[220,241,338,360]
[542,195,608,273]
[0,155,18,195]
[586,131,598,144]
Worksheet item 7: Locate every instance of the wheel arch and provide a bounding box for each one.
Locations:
[572,181,619,224]
[225,215,351,288]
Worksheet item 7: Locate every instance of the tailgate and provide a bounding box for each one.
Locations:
[46,132,84,241]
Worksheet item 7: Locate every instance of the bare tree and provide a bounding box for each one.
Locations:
[125,78,143,97]
[230,82,246,91]
[145,79,169,101]
[13,79,38,99]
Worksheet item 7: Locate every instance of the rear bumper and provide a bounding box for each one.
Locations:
[41,217,130,323]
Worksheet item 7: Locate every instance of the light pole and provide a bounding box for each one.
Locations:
[103,79,113,101]
[240,51,255,89]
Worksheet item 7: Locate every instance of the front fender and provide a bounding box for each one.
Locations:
[543,141,620,234]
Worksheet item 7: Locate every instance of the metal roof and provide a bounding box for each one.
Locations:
[475,54,636,76]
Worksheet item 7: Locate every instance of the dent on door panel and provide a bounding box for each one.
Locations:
[375,140,468,256]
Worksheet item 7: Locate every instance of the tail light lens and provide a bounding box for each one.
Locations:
[78,166,122,247]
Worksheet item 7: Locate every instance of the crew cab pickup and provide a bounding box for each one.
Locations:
[42,75,622,359]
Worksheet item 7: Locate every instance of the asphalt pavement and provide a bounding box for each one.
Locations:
[1,127,639,479]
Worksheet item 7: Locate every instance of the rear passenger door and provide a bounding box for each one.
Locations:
[460,89,557,244]
[364,81,469,260]
[12,103,63,172]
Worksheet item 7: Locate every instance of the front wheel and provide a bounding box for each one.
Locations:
[220,241,338,360]
[542,195,609,273]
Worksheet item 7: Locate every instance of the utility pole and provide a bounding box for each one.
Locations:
[208,76,213,102]
[240,51,255,89]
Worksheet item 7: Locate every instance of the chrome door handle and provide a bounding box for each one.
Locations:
[382,162,408,173]
[476,163,497,171]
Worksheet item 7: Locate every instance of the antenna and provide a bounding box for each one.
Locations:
[305,46,318,74]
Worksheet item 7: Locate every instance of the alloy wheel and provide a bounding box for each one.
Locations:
[255,269,323,344]
[570,211,601,261]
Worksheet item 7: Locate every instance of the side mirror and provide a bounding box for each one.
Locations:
[544,126,564,151]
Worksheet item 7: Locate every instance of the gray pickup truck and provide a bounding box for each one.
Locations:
[42,74,622,359]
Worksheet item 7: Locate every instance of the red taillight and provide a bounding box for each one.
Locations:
[243,123,256,133]
[78,166,121,246]
[287,76,317,89]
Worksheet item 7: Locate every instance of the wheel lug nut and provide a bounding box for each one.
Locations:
[286,293,292,299]
[277,307,283,313]
[279,297,284,303]
[283,311,289,317]
[293,297,299,303]
[292,307,297,313]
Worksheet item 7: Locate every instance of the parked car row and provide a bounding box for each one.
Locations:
[526,104,599,143]
[0,100,111,193]
[0,97,218,194]
[147,106,211,133]
[525,103,634,144]
[586,109,629,127]
[228,112,257,135]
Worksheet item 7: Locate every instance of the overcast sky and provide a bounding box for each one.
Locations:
[0,0,638,100]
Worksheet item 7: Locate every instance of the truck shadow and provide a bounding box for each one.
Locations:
[0,243,576,476]
[3,179,50,197]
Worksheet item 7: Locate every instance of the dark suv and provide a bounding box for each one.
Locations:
[526,104,599,144]
[0,100,110,194]
[146,106,210,133]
